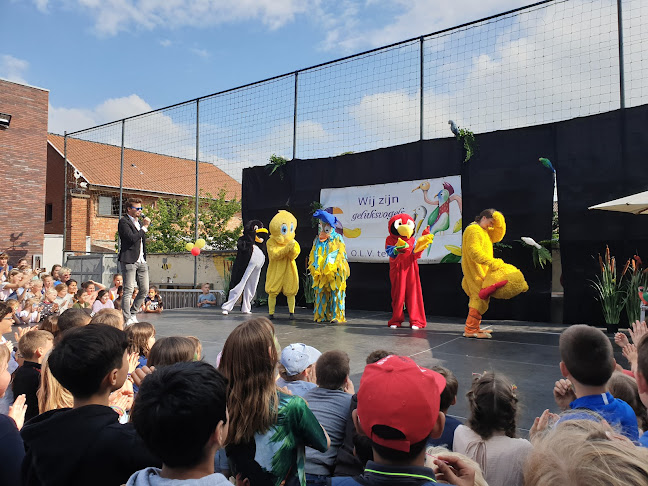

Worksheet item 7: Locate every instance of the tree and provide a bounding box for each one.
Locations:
[132,190,242,253]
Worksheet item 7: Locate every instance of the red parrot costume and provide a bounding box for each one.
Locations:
[385,213,434,329]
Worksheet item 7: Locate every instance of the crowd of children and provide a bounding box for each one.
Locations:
[4,256,648,485]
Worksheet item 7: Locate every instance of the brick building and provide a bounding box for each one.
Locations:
[0,79,49,264]
[46,134,242,252]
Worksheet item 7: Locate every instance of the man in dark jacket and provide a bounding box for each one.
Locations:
[20,324,160,486]
[118,198,151,325]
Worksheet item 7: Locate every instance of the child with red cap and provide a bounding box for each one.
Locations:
[329,355,475,486]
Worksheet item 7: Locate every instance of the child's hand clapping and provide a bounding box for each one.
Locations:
[615,332,630,349]
[553,378,576,411]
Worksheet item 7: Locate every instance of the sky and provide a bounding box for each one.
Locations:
[1,0,539,135]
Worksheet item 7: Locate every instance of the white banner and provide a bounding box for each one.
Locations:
[320,176,463,263]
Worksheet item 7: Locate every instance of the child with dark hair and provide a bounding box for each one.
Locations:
[127,361,230,485]
[37,315,58,336]
[333,350,394,478]
[453,371,530,486]
[330,355,473,486]
[143,286,163,314]
[92,289,115,314]
[13,330,54,421]
[427,366,461,450]
[304,351,354,486]
[20,324,160,486]
[147,336,195,368]
[57,307,91,333]
[553,324,639,441]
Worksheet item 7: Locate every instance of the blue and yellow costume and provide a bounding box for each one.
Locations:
[308,210,350,322]
[265,210,300,318]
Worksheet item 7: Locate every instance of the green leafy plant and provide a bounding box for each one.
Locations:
[300,270,316,304]
[493,241,512,254]
[117,189,242,253]
[222,255,236,295]
[456,127,476,162]
[310,201,324,228]
[624,255,647,325]
[591,246,627,329]
[265,154,289,180]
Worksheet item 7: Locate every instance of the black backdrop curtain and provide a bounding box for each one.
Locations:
[243,105,648,324]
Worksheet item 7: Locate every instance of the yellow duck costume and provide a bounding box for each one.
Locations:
[265,210,301,318]
[461,210,528,338]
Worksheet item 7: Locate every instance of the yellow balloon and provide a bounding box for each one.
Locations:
[195,238,206,249]
[185,242,194,251]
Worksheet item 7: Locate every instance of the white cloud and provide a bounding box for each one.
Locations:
[341,0,631,150]
[0,54,29,84]
[75,0,318,36]
[190,48,209,59]
[33,0,49,12]
[49,94,153,134]
[319,0,535,52]
[159,39,172,47]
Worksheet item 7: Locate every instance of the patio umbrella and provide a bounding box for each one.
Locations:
[588,190,648,214]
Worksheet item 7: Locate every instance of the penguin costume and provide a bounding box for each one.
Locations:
[221,219,268,314]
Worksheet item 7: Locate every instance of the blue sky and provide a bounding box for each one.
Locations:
[1,0,532,135]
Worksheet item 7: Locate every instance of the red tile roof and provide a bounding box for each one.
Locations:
[48,133,241,199]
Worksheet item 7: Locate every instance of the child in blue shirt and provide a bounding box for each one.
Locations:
[553,324,639,441]
[197,283,218,308]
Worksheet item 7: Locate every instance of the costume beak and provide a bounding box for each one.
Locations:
[318,231,328,242]
[397,225,413,238]
[255,228,268,243]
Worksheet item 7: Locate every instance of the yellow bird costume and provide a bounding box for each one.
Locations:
[461,211,528,338]
[265,210,301,318]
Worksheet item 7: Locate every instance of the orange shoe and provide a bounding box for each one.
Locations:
[464,308,492,338]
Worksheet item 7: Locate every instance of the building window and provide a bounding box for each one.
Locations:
[45,204,53,223]
[97,196,121,217]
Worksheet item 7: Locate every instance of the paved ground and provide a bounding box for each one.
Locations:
[142,306,591,433]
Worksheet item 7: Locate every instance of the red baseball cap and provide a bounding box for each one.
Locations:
[357,355,446,452]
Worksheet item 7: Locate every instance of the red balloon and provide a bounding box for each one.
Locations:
[191,247,201,256]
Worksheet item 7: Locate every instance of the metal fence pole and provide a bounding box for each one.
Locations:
[194,99,200,288]
[617,0,626,109]
[420,36,425,141]
[293,71,299,160]
[62,132,68,263]
[118,119,125,254]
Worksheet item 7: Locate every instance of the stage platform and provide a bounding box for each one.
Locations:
[139,305,627,434]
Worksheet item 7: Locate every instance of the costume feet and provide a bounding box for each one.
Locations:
[221,310,229,315]
[268,314,275,320]
[463,331,492,339]
[389,324,400,329]
[411,325,421,330]
[289,313,295,319]
[479,280,508,300]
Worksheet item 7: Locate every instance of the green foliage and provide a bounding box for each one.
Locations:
[265,154,289,180]
[310,201,324,228]
[222,255,236,295]
[135,189,242,253]
[591,247,627,325]
[301,270,315,304]
[456,127,476,162]
[552,206,560,242]
[493,242,512,254]
[624,256,647,326]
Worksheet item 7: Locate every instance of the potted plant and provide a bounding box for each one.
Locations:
[624,255,647,326]
[591,246,627,334]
